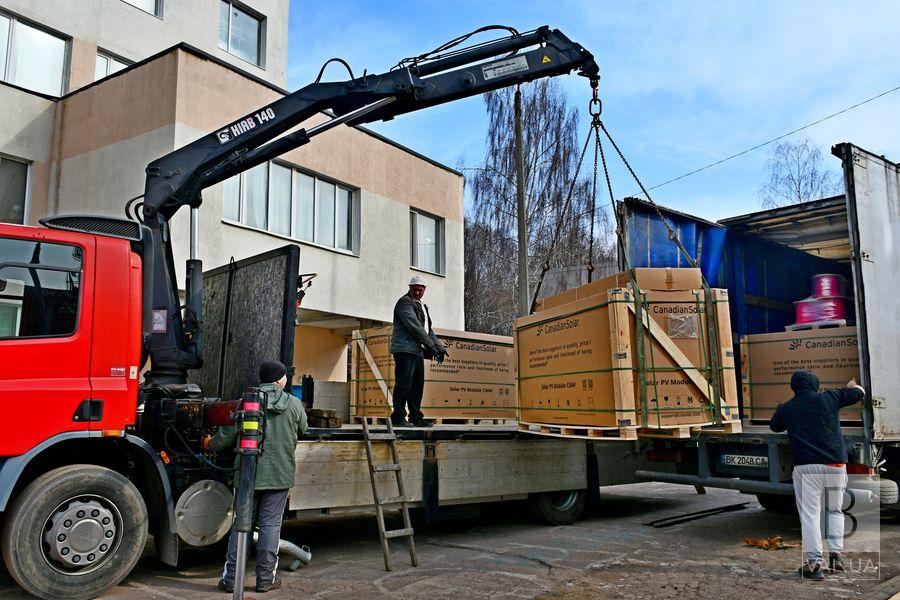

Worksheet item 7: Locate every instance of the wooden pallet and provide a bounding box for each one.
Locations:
[352,415,391,425]
[427,417,517,426]
[698,420,742,435]
[638,419,743,439]
[637,424,707,439]
[785,319,848,331]
[352,415,516,427]
[518,421,638,441]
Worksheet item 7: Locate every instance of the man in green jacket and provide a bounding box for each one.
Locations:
[207,360,308,594]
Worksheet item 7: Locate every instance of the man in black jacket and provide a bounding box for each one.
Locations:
[770,370,865,580]
[389,275,447,427]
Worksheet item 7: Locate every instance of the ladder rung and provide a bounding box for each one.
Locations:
[384,527,414,539]
[377,495,406,505]
[367,433,396,441]
[373,463,402,472]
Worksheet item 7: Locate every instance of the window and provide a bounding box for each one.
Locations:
[0,238,82,338]
[219,1,262,66]
[410,210,444,274]
[94,51,130,81]
[120,0,161,16]
[222,162,357,253]
[0,156,28,225]
[0,14,67,96]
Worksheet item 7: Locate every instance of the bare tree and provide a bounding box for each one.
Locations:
[464,80,615,335]
[758,139,842,208]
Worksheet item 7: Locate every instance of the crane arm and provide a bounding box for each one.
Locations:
[141,25,599,386]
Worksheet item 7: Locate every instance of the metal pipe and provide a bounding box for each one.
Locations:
[190,207,199,260]
[414,28,547,77]
[305,97,397,136]
[514,85,529,317]
[232,531,249,600]
[636,470,794,495]
[635,470,880,506]
[252,532,312,571]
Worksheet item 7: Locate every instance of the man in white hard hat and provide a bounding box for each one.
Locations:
[389,275,447,427]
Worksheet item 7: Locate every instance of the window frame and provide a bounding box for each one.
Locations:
[0,237,85,340]
[218,0,265,68]
[0,154,31,226]
[94,49,132,81]
[409,209,445,276]
[0,10,70,96]
[221,161,359,256]
[119,0,163,18]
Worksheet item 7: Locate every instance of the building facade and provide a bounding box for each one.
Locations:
[0,1,465,389]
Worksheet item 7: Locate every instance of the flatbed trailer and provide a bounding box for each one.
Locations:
[285,426,597,525]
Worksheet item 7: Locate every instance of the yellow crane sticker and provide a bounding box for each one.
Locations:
[542,55,552,64]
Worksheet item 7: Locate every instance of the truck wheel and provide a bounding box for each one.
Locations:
[1,465,148,600]
[527,490,586,525]
[755,493,797,515]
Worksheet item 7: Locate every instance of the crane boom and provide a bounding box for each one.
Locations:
[140,25,599,386]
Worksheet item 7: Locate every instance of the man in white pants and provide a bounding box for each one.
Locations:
[770,371,865,580]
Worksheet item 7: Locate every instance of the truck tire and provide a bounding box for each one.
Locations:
[755,493,797,515]
[878,478,898,506]
[1,465,148,600]
[527,490,586,525]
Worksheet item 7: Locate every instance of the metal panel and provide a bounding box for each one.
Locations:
[288,438,586,511]
[187,245,300,400]
[836,143,900,441]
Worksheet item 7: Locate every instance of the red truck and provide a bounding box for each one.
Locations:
[0,26,599,599]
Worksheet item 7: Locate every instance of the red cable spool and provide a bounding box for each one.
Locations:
[816,296,848,321]
[794,298,821,324]
[812,274,847,298]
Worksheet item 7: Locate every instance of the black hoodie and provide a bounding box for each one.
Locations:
[769,370,864,466]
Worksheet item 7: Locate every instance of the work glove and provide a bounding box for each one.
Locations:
[436,346,449,364]
[201,434,213,451]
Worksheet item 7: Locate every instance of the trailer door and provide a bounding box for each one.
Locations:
[834,143,900,441]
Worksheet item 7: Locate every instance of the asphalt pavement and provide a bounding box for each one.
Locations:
[1,482,897,599]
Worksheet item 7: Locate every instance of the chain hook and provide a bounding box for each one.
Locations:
[588,78,602,117]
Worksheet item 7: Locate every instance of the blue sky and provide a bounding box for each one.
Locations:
[287,1,900,221]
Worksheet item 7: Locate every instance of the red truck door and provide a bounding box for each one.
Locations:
[87,236,142,432]
[0,228,95,456]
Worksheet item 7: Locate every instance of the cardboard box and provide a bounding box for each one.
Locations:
[351,327,515,420]
[539,268,704,311]
[741,327,862,421]
[516,268,737,430]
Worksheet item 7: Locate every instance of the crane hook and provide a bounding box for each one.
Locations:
[588,78,602,117]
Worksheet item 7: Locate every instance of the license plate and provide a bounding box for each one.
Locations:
[722,454,768,467]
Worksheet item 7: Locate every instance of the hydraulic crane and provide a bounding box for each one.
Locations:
[0,25,598,599]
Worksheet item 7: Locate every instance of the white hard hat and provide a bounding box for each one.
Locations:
[409,275,427,287]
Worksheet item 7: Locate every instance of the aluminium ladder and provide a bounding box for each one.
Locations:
[361,418,418,571]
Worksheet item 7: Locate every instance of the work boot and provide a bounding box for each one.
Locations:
[413,420,434,428]
[217,579,234,593]
[829,553,845,572]
[798,561,825,581]
[256,578,282,593]
[391,419,414,428]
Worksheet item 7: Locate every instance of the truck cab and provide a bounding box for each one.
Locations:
[0,223,142,455]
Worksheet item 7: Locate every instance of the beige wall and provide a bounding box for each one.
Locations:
[293,326,349,382]
[41,46,465,331]
[0,0,289,90]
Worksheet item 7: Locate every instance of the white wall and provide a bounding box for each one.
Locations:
[0,0,289,88]
[0,85,56,223]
